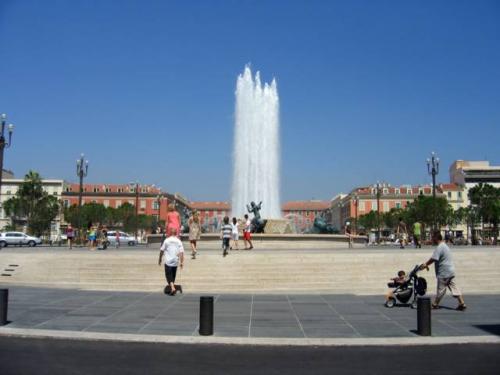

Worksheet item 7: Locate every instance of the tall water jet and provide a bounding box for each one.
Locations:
[232,66,281,219]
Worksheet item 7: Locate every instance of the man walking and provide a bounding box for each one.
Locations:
[419,231,467,310]
[413,221,422,248]
[396,217,408,249]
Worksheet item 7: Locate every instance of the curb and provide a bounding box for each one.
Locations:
[1,327,499,347]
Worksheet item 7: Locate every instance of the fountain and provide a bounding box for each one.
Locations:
[231,65,281,220]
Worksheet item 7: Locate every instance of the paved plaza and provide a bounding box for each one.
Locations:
[1,286,500,339]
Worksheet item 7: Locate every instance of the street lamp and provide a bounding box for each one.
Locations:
[0,114,14,202]
[353,194,359,235]
[129,181,140,240]
[374,181,388,243]
[427,151,440,231]
[76,153,89,239]
[156,188,164,224]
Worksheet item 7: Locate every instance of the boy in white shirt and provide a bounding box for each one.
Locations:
[158,227,184,295]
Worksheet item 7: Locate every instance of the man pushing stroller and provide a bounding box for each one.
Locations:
[419,231,467,311]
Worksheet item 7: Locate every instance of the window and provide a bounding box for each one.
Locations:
[103,200,109,207]
[447,192,452,198]
[383,188,388,195]
[129,200,134,205]
[153,201,159,210]
[458,191,462,199]
[383,202,389,212]
[140,200,146,209]
[141,188,147,193]
[93,187,99,193]
[359,201,365,211]
[53,192,58,196]
[65,187,71,192]
[115,200,122,207]
[105,187,110,193]
[64,200,69,208]
[118,188,123,193]
[372,200,378,211]
[419,188,423,195]
[396,202,401,209]
[395,188,400,195]
[6,190,11,195]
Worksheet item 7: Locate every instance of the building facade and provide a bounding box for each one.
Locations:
[190,201,231,233]
[450,160,500,205]
[282,200,331,233]
[331,184,436,233]
[0,178,65,238]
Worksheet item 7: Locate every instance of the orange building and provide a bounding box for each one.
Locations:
[62,183,173,222]
[190,201,231,233]
[282,200,331,233]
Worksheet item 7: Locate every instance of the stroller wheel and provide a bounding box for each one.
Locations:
[385,298,396,308]
[410,300,418,309]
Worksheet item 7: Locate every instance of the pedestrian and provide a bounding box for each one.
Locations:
[158,227,184,296]
[221,216,232,257]
[101,227,108,250]
[88,225,97,250]
[188,210,201,259]
[243,214,253,250]
[396,217,408,249]
[166,203,181,237]
[413,221,422,248]
[419,231,467,311]
[230,217,240,250]
[344,222,353,249]
[66,224,74,249]
[115,230,120,248]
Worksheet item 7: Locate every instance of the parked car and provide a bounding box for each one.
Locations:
[106,231,138,246]
[0,232,43,247]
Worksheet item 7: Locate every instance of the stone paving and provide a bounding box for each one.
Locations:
[2,286,500,338]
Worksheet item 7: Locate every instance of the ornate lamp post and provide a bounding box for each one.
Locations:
[353,194,359,235]
[156,188,164,224]
[427,151,440,231]
[76,153,89,240]
[129,181,140,240]
[374,181,388,243]
[0,114,14,202]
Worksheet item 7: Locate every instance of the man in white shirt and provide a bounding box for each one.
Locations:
[158,227,184,295]
[420,231,467,310]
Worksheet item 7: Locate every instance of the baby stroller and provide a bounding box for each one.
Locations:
[385,264,427,309]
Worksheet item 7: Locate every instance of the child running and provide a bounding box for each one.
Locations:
[221,216,232,257]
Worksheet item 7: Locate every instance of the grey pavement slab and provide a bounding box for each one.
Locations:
[1,286,500,339]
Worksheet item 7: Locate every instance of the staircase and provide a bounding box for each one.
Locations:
[1,247,499,295]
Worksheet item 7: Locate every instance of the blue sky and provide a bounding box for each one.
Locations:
[0,0,499,201]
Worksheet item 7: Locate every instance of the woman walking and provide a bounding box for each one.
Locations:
[166,203,181,237]
[188,210,201,259]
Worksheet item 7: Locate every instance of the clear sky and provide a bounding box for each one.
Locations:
[0,0,499,202]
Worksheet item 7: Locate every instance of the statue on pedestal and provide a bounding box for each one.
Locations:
[246,201,266,233]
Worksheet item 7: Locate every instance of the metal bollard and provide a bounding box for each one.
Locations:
[0,289,8,326]
[417,297,431,336]
[199,296,214,336]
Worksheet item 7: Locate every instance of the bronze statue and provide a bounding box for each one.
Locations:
[246,201,266,233]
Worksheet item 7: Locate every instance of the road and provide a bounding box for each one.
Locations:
[0,336,499,374]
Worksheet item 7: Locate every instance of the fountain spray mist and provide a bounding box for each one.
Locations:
[232,65,281,219]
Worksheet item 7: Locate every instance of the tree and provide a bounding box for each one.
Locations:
[468,183,500,244]
[116,203,136,233]
[358,211,378,232]
[405,196,451,232]
[3,171,60,236]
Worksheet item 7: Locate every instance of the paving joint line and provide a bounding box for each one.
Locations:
[82,291,156,332]
[137,294,186,334]
[319,294,361,338]
[286,294,307,338]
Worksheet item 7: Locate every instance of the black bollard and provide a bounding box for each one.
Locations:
[199,296,214,336]
[0,289,8,326]
[417,297,431,336]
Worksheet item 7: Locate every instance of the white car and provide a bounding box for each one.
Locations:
[0,232,43,247]
[106,231,138,246]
